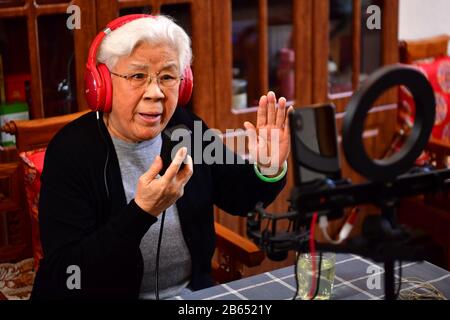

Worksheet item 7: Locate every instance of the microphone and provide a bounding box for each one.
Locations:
[160,124,192,175]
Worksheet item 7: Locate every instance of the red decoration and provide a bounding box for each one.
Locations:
[19,148,46,271]
[399,56,450,142]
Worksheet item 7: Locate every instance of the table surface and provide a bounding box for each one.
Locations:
[173,254,450,300]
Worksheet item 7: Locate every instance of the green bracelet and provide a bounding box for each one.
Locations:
[254,161,288,183]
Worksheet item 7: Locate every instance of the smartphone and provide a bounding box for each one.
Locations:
[289,104,341,187]
[160,124,191,175]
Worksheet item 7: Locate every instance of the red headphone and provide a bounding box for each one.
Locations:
[84,14,193,113]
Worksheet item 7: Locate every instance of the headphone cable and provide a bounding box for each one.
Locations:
[96,111,110,200]
[155,209,166,300]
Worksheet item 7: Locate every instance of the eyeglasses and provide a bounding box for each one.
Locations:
[110,71,184,89]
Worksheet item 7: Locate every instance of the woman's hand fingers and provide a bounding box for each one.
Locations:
[257,92,287,128]
[177,154,193,185]
[266,91,277,125]
[275,97,287,128]
[162,147,187,182]
[247,92,291,171]
[135,149,192,216]
[140,155,163,184]
[257,95,268,128]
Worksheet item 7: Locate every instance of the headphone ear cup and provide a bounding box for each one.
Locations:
[178,66,193,107]
[85,64,105,112]
[97,63,113,113]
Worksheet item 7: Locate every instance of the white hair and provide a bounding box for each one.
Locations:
[97,15,192,72]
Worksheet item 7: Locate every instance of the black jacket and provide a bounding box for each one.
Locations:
[31,108,286,299]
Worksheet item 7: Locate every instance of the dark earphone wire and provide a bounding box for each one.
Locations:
[155,209,166,300]
[97,111,110,199]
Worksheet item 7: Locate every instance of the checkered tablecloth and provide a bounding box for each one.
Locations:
[173,254,450,300]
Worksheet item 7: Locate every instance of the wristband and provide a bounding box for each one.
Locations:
[254,160,288,183]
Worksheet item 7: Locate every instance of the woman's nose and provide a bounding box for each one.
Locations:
[143,78,165,99]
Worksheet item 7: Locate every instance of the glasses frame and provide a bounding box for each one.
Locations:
[110,71,184,89]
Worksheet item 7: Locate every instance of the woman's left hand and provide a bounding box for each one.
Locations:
[244,91,293,176]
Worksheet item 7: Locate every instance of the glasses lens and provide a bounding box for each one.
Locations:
[159,74,180,87]
[130,74,148,88]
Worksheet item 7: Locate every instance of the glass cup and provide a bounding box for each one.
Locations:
[295,252,336,300]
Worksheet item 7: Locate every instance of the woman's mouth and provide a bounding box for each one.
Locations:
[138,112,162,125]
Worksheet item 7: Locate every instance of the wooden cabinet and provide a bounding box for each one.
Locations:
[0,0,96,118]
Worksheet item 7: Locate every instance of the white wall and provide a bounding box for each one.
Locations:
[399,0,450,53]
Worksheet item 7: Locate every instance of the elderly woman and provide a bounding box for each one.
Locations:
[31,15,292,300]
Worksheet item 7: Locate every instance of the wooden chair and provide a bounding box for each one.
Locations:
[397,34,450,270]
[1,112,264,284]
[399,34,450,64]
